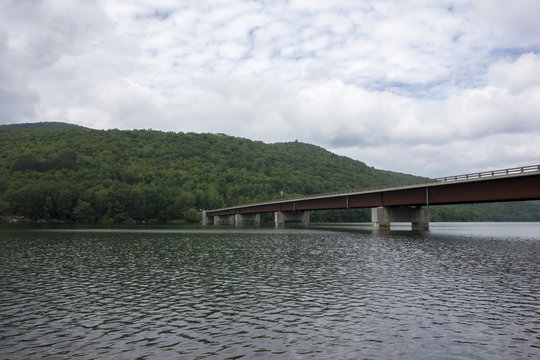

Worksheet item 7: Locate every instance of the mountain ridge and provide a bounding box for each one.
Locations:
[0,122,538,223]
[0,121,91,130]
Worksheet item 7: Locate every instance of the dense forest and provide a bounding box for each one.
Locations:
[1,123,539,224]
[0,122,89,130]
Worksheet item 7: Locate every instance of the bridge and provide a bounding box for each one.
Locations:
[202,165,540,230]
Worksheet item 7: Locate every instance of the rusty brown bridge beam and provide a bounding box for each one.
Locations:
[202,164,540,229]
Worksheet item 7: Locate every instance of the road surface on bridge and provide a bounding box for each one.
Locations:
[205,165,540,218]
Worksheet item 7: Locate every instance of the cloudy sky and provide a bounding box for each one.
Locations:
[1,0,539,177]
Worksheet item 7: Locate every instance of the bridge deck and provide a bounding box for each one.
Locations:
[205,165,540,216]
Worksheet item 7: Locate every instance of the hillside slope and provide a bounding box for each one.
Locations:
[0,122,90,130]
[0,126,416,223]
[0,124,538,223]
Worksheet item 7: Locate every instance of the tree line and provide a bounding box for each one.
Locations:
[1,124,538,224]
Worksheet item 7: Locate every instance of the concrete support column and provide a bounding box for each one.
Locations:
[371,207,391,230]
[201,210,214,225]
[371,206,430,230]
[214,215,235,225]
[275,211,285,227]
[235,213,261,226]
[275,211,310,227]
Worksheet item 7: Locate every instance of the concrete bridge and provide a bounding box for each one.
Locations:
[202,165,540,230]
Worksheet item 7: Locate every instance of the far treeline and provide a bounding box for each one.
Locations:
[1,123,539,224]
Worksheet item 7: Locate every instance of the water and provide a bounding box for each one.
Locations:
[1,223,539,359]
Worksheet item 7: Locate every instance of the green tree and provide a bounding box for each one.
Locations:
[183,208,201,223]
[72,200,95,223]
[1,124,538,223]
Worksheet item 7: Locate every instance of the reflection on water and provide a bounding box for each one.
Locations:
[1,224,539,359]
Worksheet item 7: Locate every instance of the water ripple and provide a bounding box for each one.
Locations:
[1,226,539,359]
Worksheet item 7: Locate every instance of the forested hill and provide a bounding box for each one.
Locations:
[0,122,90,130]
[0,125,416,223]
[1,124,539,223]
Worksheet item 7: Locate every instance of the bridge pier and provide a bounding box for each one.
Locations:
[235,213,261,226]
[202,211,261,226]
[371,206,430,230]
[214,214,235,225]
[275,211,310,227]
[201,210,214,225]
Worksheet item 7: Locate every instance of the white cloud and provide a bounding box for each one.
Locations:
[488,53,540,93]
[1,0,539,177]
[470,0,540,47]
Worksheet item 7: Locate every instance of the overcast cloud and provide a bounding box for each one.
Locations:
[1,0,539,177]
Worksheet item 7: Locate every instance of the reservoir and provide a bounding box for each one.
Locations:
[1,223,539,359]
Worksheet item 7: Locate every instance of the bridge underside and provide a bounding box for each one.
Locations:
[203,206,430,229]
[202,169,540,230]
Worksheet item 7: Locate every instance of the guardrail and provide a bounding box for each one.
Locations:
[208,164,540,212]
[289,164,540,199]
[434,164,540,182]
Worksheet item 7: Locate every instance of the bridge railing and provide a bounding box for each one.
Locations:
[433,164,540,183]
[289,165,540,200]
[209,164,540,212]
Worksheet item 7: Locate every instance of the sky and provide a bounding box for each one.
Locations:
[1,0,539,177]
